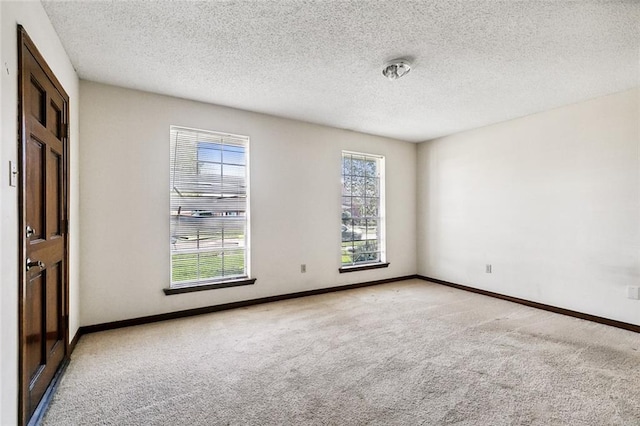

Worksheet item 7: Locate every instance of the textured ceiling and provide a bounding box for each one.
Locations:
[41,1,639,142]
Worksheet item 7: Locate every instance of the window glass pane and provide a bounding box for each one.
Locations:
[352,158,366,176]
[171,253,196,282]
[342,156,352,176]
[223,249,245,276]
[341,151,384,267]
[342,175,352,196]
[198,251,224,281]
[224,164,245,179]
[171,126,249,286]
[351,175,365,196]
[350,196,364,220]
[364,198,379,218]
[198,146,222,163]
[341,252,353,265]
[199,162,221,175]
[223,218,246,244]
[365,177,379,197]
[222,145,246,165]
[365,218,379,238]
[341,196,352,210]
[353,248,378,264]
[364,159,377,177]
[365,239,379,253]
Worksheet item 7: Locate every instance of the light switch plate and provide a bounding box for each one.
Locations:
[9,161,17,187]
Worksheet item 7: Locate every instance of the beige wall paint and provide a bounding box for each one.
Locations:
[417,88,640,326]
[79,81,417,326]
[0,3,4,423]
[0,7,634,422]
[0,2,80,424]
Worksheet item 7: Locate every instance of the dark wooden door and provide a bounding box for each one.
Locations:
[18,26,70,425]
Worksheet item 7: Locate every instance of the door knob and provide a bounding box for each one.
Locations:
[26,226,35,238]
[26,258,45,271]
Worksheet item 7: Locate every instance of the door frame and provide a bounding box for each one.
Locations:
[17,25,70,426]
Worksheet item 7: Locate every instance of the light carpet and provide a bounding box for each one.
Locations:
[42,279,640,425]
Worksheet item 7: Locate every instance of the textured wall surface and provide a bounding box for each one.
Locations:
[417,88,640,326]
[1,4,638,424]
[78,80,417,326]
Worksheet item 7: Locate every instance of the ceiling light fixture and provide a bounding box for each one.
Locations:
[382,59,412,81]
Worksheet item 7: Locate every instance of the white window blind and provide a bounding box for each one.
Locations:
[341,151,385,266]
[170,126,249,287]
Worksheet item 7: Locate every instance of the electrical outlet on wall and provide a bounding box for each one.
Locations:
[486,264,492,274]
[627,286,640,300]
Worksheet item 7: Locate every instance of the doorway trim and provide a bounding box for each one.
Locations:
[17,25,71,426]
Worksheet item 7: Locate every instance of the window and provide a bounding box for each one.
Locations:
[169,126,251,291]
[340,151,387,271]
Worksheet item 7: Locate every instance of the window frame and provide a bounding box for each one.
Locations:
[166,126,253,294]
[339,150,388,273]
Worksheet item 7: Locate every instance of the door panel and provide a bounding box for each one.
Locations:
[26,138,45,241]
[29,79,46,125]
[45,262,62,353]
[25,272,44,382]
[48,151,62,237]
[18,26,70,425]
[50,101,63,140]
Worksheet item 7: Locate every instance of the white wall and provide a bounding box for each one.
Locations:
[0,2,80,424]
[79,81,417,326]
[0,3,4,424]
[417,88,640,326]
